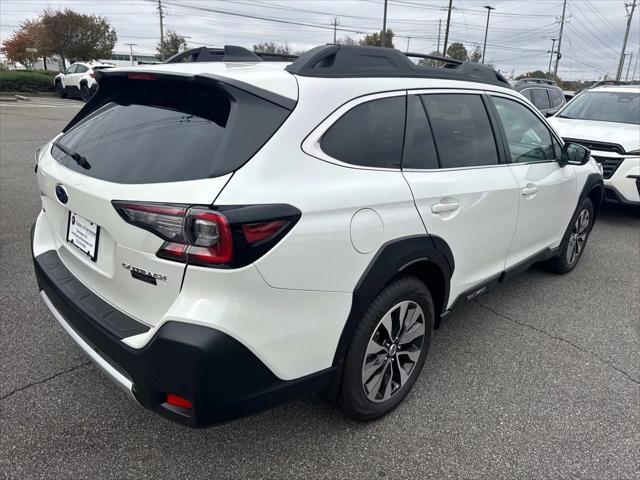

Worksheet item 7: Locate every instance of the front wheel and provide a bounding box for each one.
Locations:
[338,275,434,420]
[55,81,66,98]
[546,197,594,274]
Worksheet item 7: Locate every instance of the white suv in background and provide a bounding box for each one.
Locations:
[54,61,114,101]
[32,45,603,427]
[549,84,640,206]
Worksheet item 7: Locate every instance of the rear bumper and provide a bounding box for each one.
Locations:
[33,246,334,426]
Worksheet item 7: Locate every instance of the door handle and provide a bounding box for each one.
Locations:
[521,186,538,196]
[431,201,460,214]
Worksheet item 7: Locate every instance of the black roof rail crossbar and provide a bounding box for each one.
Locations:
[284,44,511,88]
[165,45,299,64]
[515,78,557,86]
[404,52,463,66]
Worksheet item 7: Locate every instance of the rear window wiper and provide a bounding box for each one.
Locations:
[53,141,91,170]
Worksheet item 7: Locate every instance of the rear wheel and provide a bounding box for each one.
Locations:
[80,84,91,102]
[546,198,594,273]
[339,275,434,420]
[55,81,66,98]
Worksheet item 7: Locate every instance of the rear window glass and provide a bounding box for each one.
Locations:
[422,94,499,168]
[53,79,290,184]
[320,96,406,169]
[531,88,551,110]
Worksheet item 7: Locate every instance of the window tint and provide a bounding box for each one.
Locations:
[421,94,499,168]
[531,88,551,110]
[76,65,89,73]
[402,96,439,169]
[549,89,564,108]
[492,96,556,163]
[520,89,532,101]
[321,96,405,168]
[53,80,290,184]
[66,64,78,74]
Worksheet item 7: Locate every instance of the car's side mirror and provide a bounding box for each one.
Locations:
[544,110,554,117]
[559,142,590,167]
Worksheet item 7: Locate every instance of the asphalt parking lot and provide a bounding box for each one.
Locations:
[1,100,638,480]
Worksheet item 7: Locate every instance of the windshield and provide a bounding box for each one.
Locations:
[557,90,640,124]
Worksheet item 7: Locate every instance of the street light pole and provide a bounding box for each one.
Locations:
[481,6,495,64]
[125,43,137,66]
[547,38,556,78]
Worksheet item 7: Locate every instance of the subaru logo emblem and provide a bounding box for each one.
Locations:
[55,184,68,204]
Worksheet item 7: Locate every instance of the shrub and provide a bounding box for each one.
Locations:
[0,70,56,92]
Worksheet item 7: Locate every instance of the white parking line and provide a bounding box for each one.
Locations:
[0,98,83,108]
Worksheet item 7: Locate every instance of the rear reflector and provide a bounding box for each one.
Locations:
[166,393,192,409]
[242,220,287,244]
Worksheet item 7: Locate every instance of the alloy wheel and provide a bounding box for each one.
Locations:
[361,300,425,403]
[566,209,590,264]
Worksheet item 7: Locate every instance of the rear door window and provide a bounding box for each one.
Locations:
[531,88,551,110]
[520,89,532,101]
[320,96,406,169]
[549,89,565,108]
[421,94,500,168]
[402,95,439,169]
[53,79,291,184]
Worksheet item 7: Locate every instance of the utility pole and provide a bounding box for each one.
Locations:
[625,52,634,80]
[553,0,567,78]
[547,38,556,78]
[332,17,339,43]
[616,0,637,81]
[381,0,388,47]
[443,0,453,57]
[437,19,442,54]
[125,43,137,66]
[406,36,411,52]
[632,48,640,80]
[157,0,165,61]
[481,6,495,64]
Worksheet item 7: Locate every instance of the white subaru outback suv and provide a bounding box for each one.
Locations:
[32,45,603,426]
[549,84,640,206]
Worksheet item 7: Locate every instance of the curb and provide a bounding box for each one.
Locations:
[0,97,18,103]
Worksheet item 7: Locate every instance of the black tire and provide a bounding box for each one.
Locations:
[55,81,66,98]
[338,275,434,420]
[80,84,91,102]
[546,197,594,274]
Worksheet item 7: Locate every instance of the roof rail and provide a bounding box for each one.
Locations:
[514,78,557,86]
[284,44,511,88]
[165,45,298,64]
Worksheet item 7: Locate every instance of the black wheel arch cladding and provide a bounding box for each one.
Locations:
[332,234,453,368]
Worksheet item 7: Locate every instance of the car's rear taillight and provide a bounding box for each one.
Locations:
[89,72,95,78]
[112,201,300,268]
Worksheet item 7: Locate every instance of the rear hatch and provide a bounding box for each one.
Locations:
[36,68,295,328]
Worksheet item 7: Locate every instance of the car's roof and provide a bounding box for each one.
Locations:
[589,84,640,93]
[105,61,298,100]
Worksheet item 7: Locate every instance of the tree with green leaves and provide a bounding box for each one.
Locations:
[446,42,468,62]
[469,46,482,63]
[253,42,290,55]
[157,29,187,60]
[359,29,394,48]
[515,70,548,80]
[40,9,117,69]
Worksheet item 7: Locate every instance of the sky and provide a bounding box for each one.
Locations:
[1,0,639,80]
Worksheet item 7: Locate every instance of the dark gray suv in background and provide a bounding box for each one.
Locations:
[513,78,566,116]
